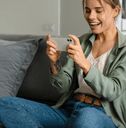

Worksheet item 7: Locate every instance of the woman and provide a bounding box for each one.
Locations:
[0,0,125,128]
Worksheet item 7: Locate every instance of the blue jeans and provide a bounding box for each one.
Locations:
[0,97,117,128]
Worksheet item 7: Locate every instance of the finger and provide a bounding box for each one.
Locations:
[67,49,75,55]
[47,34,51,41]
[47,34,55,44]
[68,34,80,45]
[47,47,56,55]
[49,50,56,55]
[68,53,74,59]
[47,40,57,49]
[50,47,57,53]
[67,43,77,50]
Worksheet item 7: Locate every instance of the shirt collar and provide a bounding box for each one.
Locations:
[89,34,96,45]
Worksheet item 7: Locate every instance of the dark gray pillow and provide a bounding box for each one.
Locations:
[0,39,38,97]
[17,40,68,105]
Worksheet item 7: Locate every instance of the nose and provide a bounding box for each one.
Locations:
[88,11,97,20]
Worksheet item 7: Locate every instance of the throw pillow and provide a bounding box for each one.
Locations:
[0,39,39,97]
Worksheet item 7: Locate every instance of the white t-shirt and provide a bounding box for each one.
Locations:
[74,37,111,97]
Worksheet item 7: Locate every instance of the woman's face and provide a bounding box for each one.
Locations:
[84,0,118,34]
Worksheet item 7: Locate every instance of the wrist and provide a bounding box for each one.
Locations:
[81,60,91,75]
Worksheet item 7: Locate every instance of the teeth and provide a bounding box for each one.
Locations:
[89,22,100,26]
[90,23,99,25]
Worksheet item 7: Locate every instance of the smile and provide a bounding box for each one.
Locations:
[89,22,101,27]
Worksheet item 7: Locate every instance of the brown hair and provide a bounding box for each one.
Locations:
[82,0,121,10]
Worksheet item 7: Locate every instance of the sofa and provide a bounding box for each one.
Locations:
[0,34,67,128]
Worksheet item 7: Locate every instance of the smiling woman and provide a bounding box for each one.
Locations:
[0,0,126,128]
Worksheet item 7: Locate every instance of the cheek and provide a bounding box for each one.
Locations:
[99,14,113,25]
[102,11,114,21]
[97,13,105,21]
[102,17,114,27]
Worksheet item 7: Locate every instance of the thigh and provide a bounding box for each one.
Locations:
[65,104,117,128]
[0,96,67,128]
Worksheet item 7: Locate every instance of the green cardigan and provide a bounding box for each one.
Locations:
[50,30,126,128]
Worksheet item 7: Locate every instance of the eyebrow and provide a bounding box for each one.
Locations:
[85,7,104,10]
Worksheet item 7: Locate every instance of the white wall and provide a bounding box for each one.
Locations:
[0,0,60,35]
[60,0,90,36]
[0,0,90,36]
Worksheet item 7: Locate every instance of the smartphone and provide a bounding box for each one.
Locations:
[52,37,73,51]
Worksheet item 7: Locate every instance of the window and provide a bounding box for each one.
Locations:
[116,0,126,34]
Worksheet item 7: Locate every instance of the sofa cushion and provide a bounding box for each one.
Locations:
[17,39,67,105]
[0,38,39,97]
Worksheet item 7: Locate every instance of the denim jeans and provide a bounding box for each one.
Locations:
[0,96,117,128]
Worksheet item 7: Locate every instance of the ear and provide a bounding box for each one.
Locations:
[113,5,121,18]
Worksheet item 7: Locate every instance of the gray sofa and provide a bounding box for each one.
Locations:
[0,34,66,128]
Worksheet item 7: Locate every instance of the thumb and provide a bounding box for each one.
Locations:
[68,34,80,45]
[47,34,51,41]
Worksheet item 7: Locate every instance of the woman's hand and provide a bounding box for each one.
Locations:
[46,34,61,75]
[46,34,60,64]
[67,34,91,74]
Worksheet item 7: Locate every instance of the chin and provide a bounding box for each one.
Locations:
[91,29,103,34]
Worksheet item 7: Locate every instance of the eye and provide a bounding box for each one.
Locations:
[85,9,91,13]
[96,10,103,13]
[95,8,104,13]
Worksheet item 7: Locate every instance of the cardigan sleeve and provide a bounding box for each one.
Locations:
[84,57,126,101]
[50,57,75,95]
